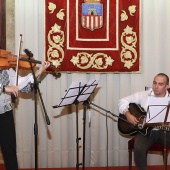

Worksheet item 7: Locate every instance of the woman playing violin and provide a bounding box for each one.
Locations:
[0,61,50,170]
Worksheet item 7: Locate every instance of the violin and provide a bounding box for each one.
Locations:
[0,49,60,77]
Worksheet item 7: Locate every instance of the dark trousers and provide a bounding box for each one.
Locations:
[0,110,18,170]
[134,130,170,170]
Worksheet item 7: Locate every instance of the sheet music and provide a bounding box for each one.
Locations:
[58,81,86,106]
[77,79,99,102]
[54,79,99,107]
[146,97,170,123]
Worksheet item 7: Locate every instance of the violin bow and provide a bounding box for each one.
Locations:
[15,34,23,86]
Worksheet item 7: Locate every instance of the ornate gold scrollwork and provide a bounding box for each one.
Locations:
[48,2,56,14]
[56,9,65,20]
[46,3,65,68]
[120,25,137,69]
[121,10,128,21]
[70,52,114,70]
[128,5,136,16]
[47,23,65,68]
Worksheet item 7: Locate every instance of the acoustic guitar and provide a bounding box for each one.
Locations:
[118,103,170,136]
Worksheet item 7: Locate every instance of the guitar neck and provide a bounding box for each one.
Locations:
[154,125,170,132]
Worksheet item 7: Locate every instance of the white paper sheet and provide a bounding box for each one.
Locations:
[146,97,170,123]
[54,79,99,107]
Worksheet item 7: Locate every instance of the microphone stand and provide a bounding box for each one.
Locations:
[89,101,133,125]
[163,102,170,170]
[26,51,50,170]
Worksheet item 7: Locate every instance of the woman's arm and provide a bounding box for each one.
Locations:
[4,61,50,96]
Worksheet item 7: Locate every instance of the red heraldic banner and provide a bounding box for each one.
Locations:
[45,0,141,73]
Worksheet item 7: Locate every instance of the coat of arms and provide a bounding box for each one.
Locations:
[82,0,103,31]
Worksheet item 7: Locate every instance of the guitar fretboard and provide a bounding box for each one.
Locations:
[155,125,170,132]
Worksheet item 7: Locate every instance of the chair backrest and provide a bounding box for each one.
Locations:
[146,86,170,93]
[145,86,151,91]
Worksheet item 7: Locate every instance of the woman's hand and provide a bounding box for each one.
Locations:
[4,86,19,97]
[35,61,51,79]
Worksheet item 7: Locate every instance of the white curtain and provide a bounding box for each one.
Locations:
[10,0,170,168]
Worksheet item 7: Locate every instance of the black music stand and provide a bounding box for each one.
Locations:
[53,79,99,170]
[146,98,170,170]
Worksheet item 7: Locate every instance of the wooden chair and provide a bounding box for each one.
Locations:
[128,135,170,170]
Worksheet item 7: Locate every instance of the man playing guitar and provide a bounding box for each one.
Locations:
[118,73,170,170]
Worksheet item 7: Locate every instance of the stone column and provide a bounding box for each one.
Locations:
[6,0,15,53]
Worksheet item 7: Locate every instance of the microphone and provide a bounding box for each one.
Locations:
[24,48,33,57]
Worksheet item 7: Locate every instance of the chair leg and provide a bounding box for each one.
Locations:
[129,149,132,170]
[162,150,167,170]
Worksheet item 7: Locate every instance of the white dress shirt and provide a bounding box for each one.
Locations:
[118,88,170,114]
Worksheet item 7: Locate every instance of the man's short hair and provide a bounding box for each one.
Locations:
[157,73,169,85]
